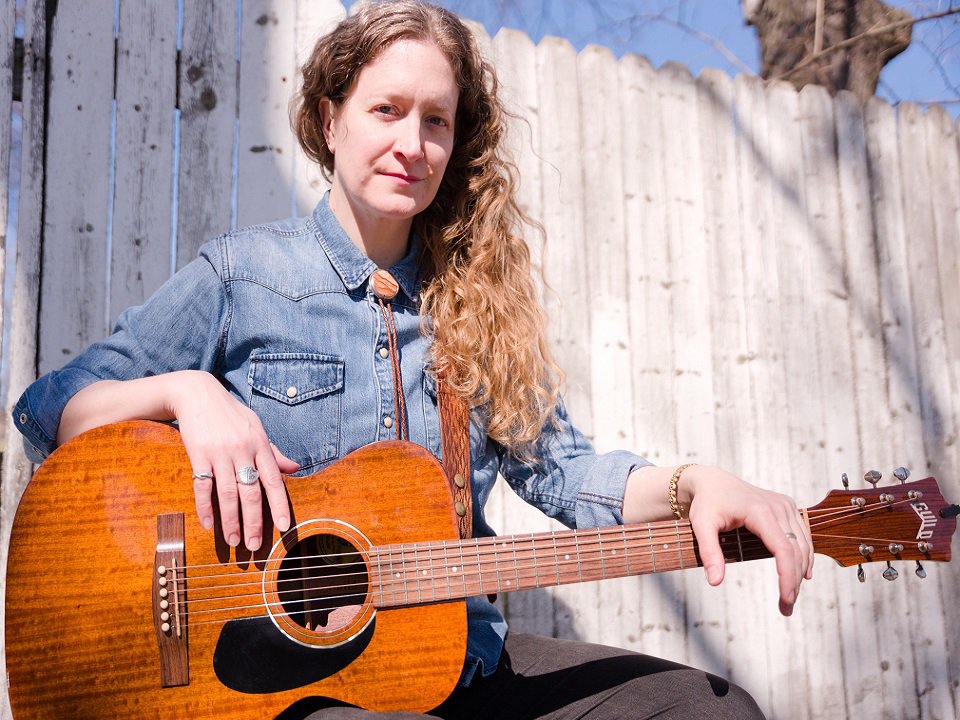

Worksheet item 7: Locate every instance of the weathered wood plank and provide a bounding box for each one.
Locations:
[1,2,48,718]
[578,44,636,651]
[656,60,726,674]
[291,0,342,215]
[832,88,886,720]
[0,1,12,448]
[39,0,115,372]
[925,106,960,719]
[619,52,686,664]
[732,73,788,714]
[795,83,853,720]
[895,102,955,720]
[237,0,298,227]
[490,25,558,638]
[863,96,926,720]
[110,1,177,320]
[177,0,239,266]
[696,67,749,682]
[534,35,597,642]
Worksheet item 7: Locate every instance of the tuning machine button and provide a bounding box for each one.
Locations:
[915,561,926,579]
[882,562,899,581]
[841,472,849,489]
[864,470,881,488]
[893,467,910,484]
[857,565,866,583]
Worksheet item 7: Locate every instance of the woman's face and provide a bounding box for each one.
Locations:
[321,39,459,241]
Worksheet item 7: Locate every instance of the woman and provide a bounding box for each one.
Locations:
[13,2,811,717]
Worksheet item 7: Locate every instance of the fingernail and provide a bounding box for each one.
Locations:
[247,537,261,551]
[277,517,290,532]
[227,532,240,546]
[201,516,213,530]
[706,566,720,584]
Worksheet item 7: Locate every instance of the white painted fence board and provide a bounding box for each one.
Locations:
[864,97,926,720]
[237,0,298,227]
[695,68,748,681]
[533,35,599,644]
[39,0,115,371]
[656,60,727,674]
[618,53,687,665]
[291,0,342,215]
[177,0,239,266]
[832,89,886,719]
[1,3,48,718]
[491,26,558,638]
[577,44,637,651]
[796,84,854,720]
[110,1,177,320]
[895,102,955,720]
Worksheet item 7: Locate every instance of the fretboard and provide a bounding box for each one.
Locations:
[370,521,772,609]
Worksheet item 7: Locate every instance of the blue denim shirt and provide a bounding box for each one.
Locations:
[13,194,650,683]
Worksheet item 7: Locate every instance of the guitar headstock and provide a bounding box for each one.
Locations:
[808,477,958,568]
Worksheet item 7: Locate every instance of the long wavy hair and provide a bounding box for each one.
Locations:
[291,1,561,455]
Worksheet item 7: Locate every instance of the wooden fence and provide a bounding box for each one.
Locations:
[2,1,959,718]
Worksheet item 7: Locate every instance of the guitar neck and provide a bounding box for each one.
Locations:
[371,521,771,607]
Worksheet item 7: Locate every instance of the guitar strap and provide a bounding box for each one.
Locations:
[437,377,473,539]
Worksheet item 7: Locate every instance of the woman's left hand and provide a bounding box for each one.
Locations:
[683,466,814,616]
[624,464,814,616]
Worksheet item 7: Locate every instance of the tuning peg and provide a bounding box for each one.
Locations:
[893,467,910,484]
[882,562,898,581]
[857,565,865,583]
[915,561,926,579]
[864,470,881,488]
[841,472,849,489]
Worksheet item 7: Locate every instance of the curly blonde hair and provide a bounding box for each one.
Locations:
[291,1,561,454]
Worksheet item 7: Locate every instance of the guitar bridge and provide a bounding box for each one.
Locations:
[153,513,189,687]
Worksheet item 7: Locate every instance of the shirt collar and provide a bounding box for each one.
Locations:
[311,193,421,303]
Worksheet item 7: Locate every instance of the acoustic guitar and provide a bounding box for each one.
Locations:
[5,421,957,718]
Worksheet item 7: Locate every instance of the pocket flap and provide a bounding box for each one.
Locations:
[248,353,344,405]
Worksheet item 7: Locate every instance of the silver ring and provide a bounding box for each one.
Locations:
[785,532,798,540]
[192,471,214,481]
[236,465,259,486]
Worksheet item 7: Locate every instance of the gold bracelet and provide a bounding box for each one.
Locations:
[668,463,695,520]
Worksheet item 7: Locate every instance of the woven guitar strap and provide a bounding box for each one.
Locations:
[437,377,473,539]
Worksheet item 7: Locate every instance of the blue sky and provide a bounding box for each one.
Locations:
[435,0,960,118]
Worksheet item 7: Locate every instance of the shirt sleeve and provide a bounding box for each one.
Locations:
[497,400,652,529]
[12,247,229,460]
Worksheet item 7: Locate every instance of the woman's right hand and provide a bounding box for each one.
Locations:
[58,370,299,552]
[169,371,299,552]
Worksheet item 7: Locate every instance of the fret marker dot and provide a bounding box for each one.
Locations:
[395,572,401,579]
[564,554,571,560]
[421,570,427,576]
[611,549,617,555]
[662,544,670,550]
[452,566,458,573]
[506,580,512,586]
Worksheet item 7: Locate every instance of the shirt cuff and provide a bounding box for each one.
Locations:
[574,450,652,529]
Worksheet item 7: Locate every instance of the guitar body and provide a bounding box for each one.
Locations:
[6,421,466,718]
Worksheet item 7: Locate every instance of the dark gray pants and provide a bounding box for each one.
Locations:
[287,633,766,720]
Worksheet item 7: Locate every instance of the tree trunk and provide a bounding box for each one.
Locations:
[742,0,912,103]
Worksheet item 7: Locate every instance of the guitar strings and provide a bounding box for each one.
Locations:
[157,496,926,628]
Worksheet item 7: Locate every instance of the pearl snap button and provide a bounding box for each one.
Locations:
[286,386,298,398]
[383,416,394,428]
[379,347,389,359]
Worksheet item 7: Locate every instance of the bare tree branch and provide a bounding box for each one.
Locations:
[770,6,960,82]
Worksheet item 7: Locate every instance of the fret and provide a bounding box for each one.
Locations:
[531,533,540,590]
[597,528,605,578]
[735,528,744,562]
[441,539,451,602]
[375,548,384,607]
[425,542,435,603]
[398,544,409,605]
[621,526,631,576]
[552,530,561,587]
[676,523,684,569]
[511,536,520,590]
[458,538,468,598]
[647,524,657,573]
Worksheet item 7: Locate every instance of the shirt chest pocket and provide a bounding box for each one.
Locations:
[247,353,343,472]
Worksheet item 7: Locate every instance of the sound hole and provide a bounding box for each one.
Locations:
[276,533,368,634]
